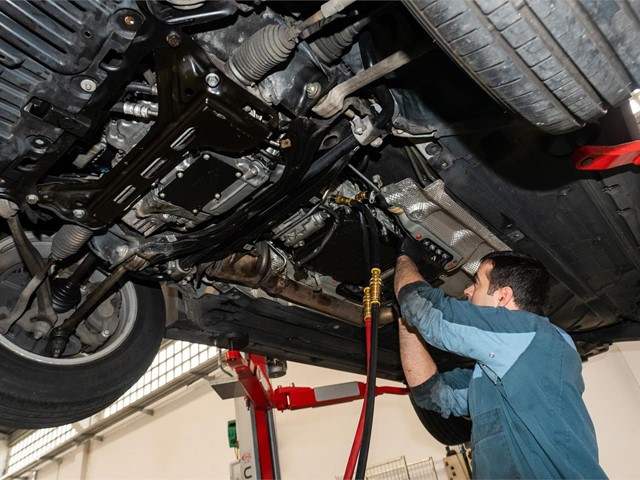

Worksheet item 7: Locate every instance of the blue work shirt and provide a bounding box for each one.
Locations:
[398,281,607,479]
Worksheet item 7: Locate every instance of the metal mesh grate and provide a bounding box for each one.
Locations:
[407,458,439,480]
[336,456,438,480]
[365,456,411,480]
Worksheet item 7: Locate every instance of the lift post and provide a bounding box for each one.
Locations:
[217,350,409,479]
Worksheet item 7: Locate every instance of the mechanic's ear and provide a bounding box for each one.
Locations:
[497,286,514,308]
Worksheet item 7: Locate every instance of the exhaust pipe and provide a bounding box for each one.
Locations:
[206,251,393,326]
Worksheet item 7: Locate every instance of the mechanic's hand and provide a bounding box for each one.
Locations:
[398,237,425,264]
[398,237,445,282]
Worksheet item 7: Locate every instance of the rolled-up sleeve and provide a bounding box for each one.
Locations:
[411,368,472,418]
[398,281,538,380]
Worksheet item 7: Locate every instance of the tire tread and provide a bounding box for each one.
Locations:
[404,0,640,133]
[0,283,165,429]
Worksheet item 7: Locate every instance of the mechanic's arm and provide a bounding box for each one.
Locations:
[394,255,424,295]
[399,316,471,417]
[395,255,471,416]
[396,255,436,386]
[398,315,436,387]
[396,262,540,381]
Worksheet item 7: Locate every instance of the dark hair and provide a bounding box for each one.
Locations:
[480,251,550,316]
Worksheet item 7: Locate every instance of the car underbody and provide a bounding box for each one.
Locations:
[1,0,640,432]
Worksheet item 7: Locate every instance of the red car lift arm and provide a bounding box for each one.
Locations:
[225,350,409,412]
[573,141,640,170]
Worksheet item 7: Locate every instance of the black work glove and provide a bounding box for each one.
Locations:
[398,237,445,283]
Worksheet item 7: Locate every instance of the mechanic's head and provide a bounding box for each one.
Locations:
[463,251,550,315]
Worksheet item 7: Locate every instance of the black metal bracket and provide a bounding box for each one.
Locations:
[37,35,277,229]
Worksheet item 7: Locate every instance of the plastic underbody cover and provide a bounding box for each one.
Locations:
[381,179,509,275]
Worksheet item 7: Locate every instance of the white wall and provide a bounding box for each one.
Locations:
[272,364,444,479]
[0,434,8,476]
[582,343,640,479]
[29,342,640,480]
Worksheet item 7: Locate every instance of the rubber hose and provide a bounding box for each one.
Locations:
[344,314,372,479]
[355,302,380,478]
[297,213,340,265]
[125,83,156,95]
[302,135,360,181]
[110,103,125,114]
[358,204,379,269]
[355,203,380,478]
[357,208,371,277]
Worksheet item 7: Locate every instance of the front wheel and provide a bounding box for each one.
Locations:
[0,234,165,428]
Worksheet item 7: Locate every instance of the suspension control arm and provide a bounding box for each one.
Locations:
[312,43,432,118]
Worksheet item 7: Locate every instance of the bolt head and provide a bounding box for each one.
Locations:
[426,143,442,156]
[124,15,135,26]
[73,208,86,218]
[214,193,221,199]
[26,194,39,204]
[166,32,181,47]
[355,127,364,135]
[305,82,321,98]
[203,154,211,160]
[192,209,198,215]
[206,73,220,88]
[159,192,166,199]
[80,79,97,92]
[116,245,128,255]
[370,137,383,148]
[235,171,242,178]
[176,171,184,178]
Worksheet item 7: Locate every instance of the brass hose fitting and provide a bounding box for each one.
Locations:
[335,192,368,206]
[355,191,368,203]
[362,286,372,320]
[335,195,354,206]
[369,267,382,306]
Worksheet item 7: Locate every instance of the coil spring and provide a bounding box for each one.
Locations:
[227,24,297,85]
[51,225,93,260]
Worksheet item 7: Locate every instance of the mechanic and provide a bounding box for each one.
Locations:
[395,240,607,479]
